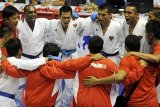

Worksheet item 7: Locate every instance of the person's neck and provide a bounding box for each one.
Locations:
[129,18,139,28]
[62,24,68,33]
[27,20,35,31]
[15,54,21,59]
[153,39,160,44]
[101,20,110,29]
[90,53,98,56]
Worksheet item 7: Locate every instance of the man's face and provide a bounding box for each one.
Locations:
[8,13,20,27]
[60,12,72,28]
[124,6,138,25]
[97,9,110,25]
[25,6,37,22]
[145,31,153,45]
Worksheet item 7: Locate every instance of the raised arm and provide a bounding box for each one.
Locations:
[2,59,29,78]
[54,55,91,71]
[39,60,75,79]
[122,60,147,85]
[15,58,47,71]
[126,51,160,63]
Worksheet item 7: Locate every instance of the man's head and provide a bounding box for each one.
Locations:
[97,3,112,25]
[125,35,141,52]
[88,36,103,54]
[2,6,20,27]
[0,23,14,44]
[145,20,160,45]
[43,43,60,57]
[148,8,160,22]
[5,38,22,57]
[24,4,37,22]
[59,6,72,28]
[124,4,139,25]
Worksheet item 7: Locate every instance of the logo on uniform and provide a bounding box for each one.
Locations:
[73,23,77,28]
[109,36,114,41]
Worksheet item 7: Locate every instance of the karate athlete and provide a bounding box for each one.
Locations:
[124,4,151,53]
[125,20,160,106]
[79,3,125,105]
[16,4,51,106]
[2,5,20,38]
[0,38,47,107]
[1,38,101,107]
[84,34,159,107]
[47,5,86,106]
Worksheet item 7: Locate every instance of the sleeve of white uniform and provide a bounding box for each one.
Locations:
[116,22,126,57]
[76,17,92,36]
[14,58,46,71]
[80,20,94,37]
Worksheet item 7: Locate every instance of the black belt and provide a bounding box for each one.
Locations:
[101,51,119,57]
[22,51,42,59]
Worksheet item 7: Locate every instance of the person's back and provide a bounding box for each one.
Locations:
[24,43,63,106]
[74,58,117,107]
[120,35,158,107]
[72,36,117,107]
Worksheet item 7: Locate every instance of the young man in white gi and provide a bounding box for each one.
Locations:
[16,4,51,106]
[79,3,125,106]
[124,4,151,53]
[46,5,86,107]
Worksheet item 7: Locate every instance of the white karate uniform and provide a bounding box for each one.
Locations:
[47,19,84,107]
[16,18,50,106]
[125,17,151,53]
[17,18,50,58]
[0,55,46,107]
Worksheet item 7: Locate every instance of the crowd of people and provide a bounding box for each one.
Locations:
[0,2,160,107]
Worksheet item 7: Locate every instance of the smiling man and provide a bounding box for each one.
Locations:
[16,4,51,107]
[46,5,85,106]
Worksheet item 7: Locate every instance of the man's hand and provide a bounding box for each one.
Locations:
[90,53,104,61]
[83,76,99,87]
[140,60,148,68]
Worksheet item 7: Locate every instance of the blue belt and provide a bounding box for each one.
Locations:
[0,91,15,99]
[48,55,62,61]
[19,84,26,90]
[60,49,76,56]
[22,51,42,59]
[101,51,119,57]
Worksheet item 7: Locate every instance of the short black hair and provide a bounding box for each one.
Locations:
[59,5,72,16]
[0,23,13,38]
[5,38,22,57]
[126,3,139,13]
[88,36,103,54]
[146,20,160,39]
[149,8,160,18]
[2,6,19,20]
[125,35,141,52]
[98,3,112,13]
[24,4,35,13]
[43,43,60,57]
